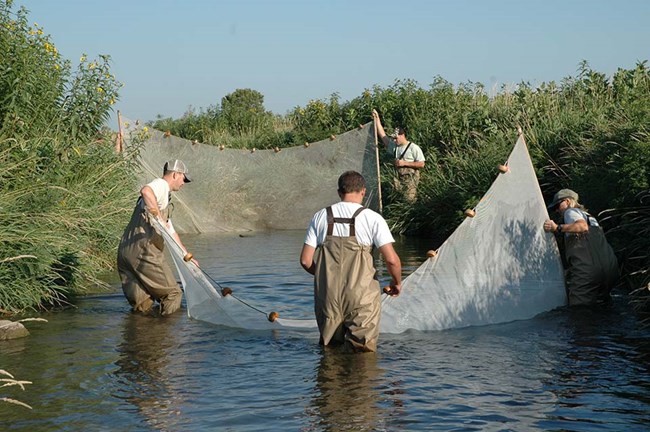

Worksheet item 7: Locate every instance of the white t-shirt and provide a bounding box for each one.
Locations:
[141,178,176,234]
[145,178,171,209]
[304,201,395,248]
[388,140,425,162]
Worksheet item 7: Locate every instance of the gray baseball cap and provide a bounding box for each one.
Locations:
[548,188,577,209]
[163,159,192,183]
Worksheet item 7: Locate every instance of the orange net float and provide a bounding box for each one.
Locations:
[383,286,399,296]
[498,164,509,173]
[268,311,279,322]
[221,287,233,296]
[183,252,193,262]
[464,209,476,218]
[426,250,438,258]
[164,130,171,137]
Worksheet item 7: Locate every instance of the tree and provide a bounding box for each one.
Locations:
[220,88,272,135]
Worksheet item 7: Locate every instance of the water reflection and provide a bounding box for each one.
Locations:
[309,350,387,431]
[1,232,649,431]
[539,301,650,430]
[113,312,186,431]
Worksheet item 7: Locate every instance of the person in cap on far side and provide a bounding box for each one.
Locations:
[117,159,195,316]
[543,188,619,306]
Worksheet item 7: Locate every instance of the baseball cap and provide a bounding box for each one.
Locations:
[548,188,578,209]
[391,127,405,138]
[163,159,192,183]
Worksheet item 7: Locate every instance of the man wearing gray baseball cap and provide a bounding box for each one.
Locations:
[117,159,194,316]
[543,188,618,306]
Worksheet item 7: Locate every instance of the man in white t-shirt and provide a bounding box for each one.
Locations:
[117,159,194,316]
[300,170,402,352]
[372,109,426,202]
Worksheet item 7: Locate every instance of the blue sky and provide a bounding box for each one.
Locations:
[17,0,650,127]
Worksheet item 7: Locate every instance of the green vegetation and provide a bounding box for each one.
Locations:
[0,1,135,313]
[1,0,648,313]
[153,63,650,305]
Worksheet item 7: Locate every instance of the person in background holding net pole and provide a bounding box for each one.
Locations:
[300,170,402,352]
[117,159,195,316]
[372,109,425,203]
[543,188,619,306]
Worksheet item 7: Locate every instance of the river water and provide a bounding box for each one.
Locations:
[2,231,650,431]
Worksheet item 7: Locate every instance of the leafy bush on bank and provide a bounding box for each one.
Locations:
[0,1,135,313]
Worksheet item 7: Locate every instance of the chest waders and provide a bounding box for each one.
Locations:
[117,197,182,315]
[394,142,420,203]
[565,213,619,306]
[314,206,381,352]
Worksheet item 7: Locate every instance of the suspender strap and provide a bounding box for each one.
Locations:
[398,142,413,160]
[325,206,367,237]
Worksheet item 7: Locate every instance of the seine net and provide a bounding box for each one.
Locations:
[129,121,566,333]
[380,133,567,333]
[120,117,380,233]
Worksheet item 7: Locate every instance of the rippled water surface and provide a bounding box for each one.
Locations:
[2,231,650,431]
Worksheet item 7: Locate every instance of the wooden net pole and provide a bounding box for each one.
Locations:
[373,116,383,214]
[115,110,123,153]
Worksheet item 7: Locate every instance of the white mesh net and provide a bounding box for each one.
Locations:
[149,216,318,330]
[129,121,566,333]
[120,117,380,233]
[380,134,567,332]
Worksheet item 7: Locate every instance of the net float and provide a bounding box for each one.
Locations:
[183,252,193,262]
[221,287,233,296]
[426,250,437,258]
[268,311,279,322]
[498,164,509,173]
[304,142,310,148]
[329,135,336,141]
[464,209,476,218]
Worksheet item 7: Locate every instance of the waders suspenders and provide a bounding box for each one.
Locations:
[326,206,366,236]
[397,142,413,160]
